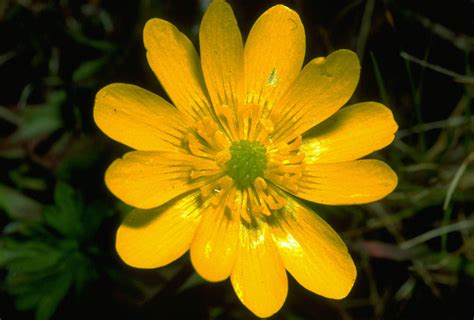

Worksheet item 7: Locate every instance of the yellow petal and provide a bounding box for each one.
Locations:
[244,5,305,111]
[231,221,288,318]
[271,50,360,143]
[94,83,188,151]
[269,196,356,299]
[301,102,398,163]
[116,191,203,268]
[190,192,239,282]
[144,18,212,120]
[105,151,216,209]
[294,159,397,205]
[200,0,244,109]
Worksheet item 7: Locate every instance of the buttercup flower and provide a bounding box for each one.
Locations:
[94,0,398,317]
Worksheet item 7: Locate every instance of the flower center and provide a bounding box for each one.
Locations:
[226,140,267,189]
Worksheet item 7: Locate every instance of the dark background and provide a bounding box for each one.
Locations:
[0,0,473,319]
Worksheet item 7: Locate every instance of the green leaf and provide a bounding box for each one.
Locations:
[15,290,42,311]
[80,201,109,239]
[0,239,21,265]
[9,165,47,191]
[9,91,65,144]
[43,206,78,238]
[43,182,83,238]
[55,182,83,216]
[1,240,62,274]
[67,252,97,295]
[2,241,81,320]
[35,270,73,320]
[72,57,107,82]
[55,136,105,181]
[67,30,116,52]
[0,183,42,221]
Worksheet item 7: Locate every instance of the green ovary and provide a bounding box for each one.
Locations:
[226,140,267,189]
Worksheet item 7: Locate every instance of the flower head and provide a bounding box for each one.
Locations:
[94,0,398,317]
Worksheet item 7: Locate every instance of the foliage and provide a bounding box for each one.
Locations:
[0,183,108,320]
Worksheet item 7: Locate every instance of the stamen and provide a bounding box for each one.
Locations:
[287,136,302,151]
[267,108,302,142]
[186,113,231,158]
[247,188,270,216]
[236,104,262,140]
[215,150,231,166]
[187,133,210,158]
[196,116,218,146]
[261,184,287,210]
[256,118,275,144]
[190,168,221,179]
[255,177,267,190]
[247,182,287,220]
[267,187,287,209]
[215,104,239,140]
[200,183,214,199]
[187,153,225,186]
[264,135,305,194]
[213,102,284,144]
[198,175,233,205]
[214,130,230,150]
[238,190,251,223]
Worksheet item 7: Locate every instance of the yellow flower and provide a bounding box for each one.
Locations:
[94,0,398,317]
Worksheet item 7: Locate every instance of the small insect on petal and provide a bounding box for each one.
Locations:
[267,68,278,86]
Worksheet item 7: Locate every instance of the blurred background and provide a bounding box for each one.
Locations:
[0,0,473,319]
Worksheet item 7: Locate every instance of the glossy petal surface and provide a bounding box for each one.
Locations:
[301,102,398,163]
[190,190,239,282]
[270,197,356,298]
[94,83,187,151]
[231,221,288,318]
[271,50,360,143]
[144,19,212,120]
[244,5,305,111]
[200,0,244,110]
[116,191,203,268]
[105,151,217,209]
[293,159,398,205]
